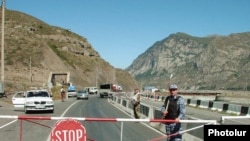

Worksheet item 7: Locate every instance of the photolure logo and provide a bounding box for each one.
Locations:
[204,125,250,140]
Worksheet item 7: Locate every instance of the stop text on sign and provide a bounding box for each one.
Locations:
[53,129,83,141]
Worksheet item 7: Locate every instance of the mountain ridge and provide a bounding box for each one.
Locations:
[126,32,250,91]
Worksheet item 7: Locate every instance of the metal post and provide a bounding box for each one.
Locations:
[120,121,123,141]
[20,119,23,141]
[1,0,5,89]
[246,79,247,91]
[95,67,98,87]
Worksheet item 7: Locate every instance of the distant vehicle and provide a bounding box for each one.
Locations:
[12,90,54,114]
[151,88,160,93]
[67,85,77,97]
[99,84,112,98]
[144,86,159,92]
[114,85,123,92]
[76,89,89,100]
[85,87,98,94]
[99,83,122,98]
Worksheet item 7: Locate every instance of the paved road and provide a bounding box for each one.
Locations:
[0,95,165,141]
[1,94,250,141]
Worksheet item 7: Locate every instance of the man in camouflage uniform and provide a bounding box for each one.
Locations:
[161,84,186,141]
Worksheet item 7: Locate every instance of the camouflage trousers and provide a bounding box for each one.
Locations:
[133,104,140,119]
[165,123,182,141]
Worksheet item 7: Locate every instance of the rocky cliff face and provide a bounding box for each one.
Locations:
[1,9,139,93]
[126,32,250,90]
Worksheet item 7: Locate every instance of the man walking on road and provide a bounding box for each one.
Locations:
[132,88,140,119]
[60,86,66,102]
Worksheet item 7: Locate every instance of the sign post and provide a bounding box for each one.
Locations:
[51,119,86,141]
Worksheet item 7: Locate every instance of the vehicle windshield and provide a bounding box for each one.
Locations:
[78,90,87,93]
[100,84,111,89]
[27,91,49,97]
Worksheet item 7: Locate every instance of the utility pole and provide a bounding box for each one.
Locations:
[95,67,98,87]
[246,79,248,91]
[1,0,5,91]
[30,56,32,85]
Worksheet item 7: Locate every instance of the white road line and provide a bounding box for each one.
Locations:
[108,98,166,136]
[46,100,80,141]
[0,119,17,129]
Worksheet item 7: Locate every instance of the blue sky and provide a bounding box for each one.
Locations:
[5,0,250,69]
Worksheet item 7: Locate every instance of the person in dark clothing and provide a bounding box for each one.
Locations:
[161,84,186,141]
[132,88,140,119]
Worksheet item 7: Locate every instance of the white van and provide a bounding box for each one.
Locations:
[85,87,98,94]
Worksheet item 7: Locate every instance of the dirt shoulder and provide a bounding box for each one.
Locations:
[0,95,13,107]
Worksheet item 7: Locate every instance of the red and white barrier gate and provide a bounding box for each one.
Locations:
[0,115,217,141]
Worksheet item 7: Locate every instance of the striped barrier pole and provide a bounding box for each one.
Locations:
[0,115,217,124]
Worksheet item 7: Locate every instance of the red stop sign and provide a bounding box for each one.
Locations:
[51,119,86,141]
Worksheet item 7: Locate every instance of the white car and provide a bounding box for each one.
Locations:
[67,90,77,97]
[76,89,89,100]
[12,90,54,114]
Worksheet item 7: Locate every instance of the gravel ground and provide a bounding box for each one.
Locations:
[0,93,13,107]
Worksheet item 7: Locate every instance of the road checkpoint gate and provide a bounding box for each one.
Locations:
[51,119,86,141]
[0,115,217,141]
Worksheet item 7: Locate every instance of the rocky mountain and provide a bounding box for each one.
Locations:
[126,32,250,91]
[0,9,139,93]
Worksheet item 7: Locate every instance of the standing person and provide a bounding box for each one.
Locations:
[132,88,140,119]
[161,84,186,141]
[60,86,65,102]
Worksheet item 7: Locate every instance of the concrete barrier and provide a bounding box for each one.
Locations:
[226,104,241,115]
[142,94,250,116]
[184,99,188,105]
[210,101,224,111]
[216,95,250,105]
[158,96,163,102]
[198,100,210,109]
[189,99,198,107]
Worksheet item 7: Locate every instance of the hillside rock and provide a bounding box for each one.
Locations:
[0,9,138,93]
[126,32,250,91]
